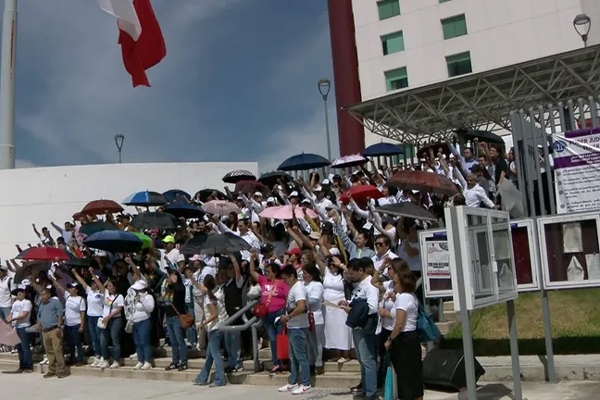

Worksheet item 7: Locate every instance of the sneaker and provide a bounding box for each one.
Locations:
[350,382,363,393]
[90,359,100,368]
[129,353,138,360]
[141,362,152,370]
[178,362,188,371]
[292,385,313,395]
[232,366,244,373]
[10,349,17,354]
[133,362,143,370]
[337,357,349,364]
[269,365,281,374]
[278,383,298,392]
[40,357,49,366]
[99,360,110,369]
[109,361,120,369]
[165,362,178,371]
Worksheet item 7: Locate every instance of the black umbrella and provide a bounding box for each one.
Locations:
[193,189,227,203]
[79,221,121,236]
[223,169,257,184]
[130,212,180,230]
[278,153,330,171]
[375,202,437,221]
[181,232,251,256]
[164,202,206,219]
[14,261,49,283]
[258,171,291,187]
[362,142,404,157]
[455,129,504,145]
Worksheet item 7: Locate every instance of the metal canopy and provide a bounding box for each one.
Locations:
[345,44,600,145]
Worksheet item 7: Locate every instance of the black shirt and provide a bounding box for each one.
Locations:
[223,277,245,325]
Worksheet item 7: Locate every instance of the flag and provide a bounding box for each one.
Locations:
[97,0,166,87]
[0,319,20,347]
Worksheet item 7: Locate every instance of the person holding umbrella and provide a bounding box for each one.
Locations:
[3,285,33,373]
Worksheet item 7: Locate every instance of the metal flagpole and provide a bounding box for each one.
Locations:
[0,0,17,169]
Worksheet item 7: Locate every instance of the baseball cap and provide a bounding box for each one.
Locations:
[162,235,176,244]
[285,248,302,256]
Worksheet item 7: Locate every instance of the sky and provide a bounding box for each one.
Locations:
[8,0,340,172]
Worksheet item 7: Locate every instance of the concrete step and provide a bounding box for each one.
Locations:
[244,371,360,388]
[436,320,460,335]
[442,309,458,322]
[442,301,455,312]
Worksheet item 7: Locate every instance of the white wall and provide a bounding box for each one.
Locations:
[0,162,257,262]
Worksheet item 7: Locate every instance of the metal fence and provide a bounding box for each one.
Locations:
[510,96,600,217]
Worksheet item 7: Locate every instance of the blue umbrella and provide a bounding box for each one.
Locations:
[83,230,143,253]
[278,153,330,171]
[164,202,206,219]
[123,190,166,206]
[162,189,191,203]
[362,142,404,157]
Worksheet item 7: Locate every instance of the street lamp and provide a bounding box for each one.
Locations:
[318,78,332,161]
[114,134,125,164]
[573,13,591,47]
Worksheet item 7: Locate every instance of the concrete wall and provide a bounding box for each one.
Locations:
[0,162,257,262]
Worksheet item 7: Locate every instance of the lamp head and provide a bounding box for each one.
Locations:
[317,78,331,99]
[573,13,591,37]
[114,134,125,150]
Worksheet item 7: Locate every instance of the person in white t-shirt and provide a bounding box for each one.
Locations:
[384,265,423,400]
[161,235,185,271]
[71,268,104,367]
[5,286,33,372]
[129,280,155,371]
[62,282,86,366]
[278,265,312,396]
[91,273,124,370]
[301,264,325,375]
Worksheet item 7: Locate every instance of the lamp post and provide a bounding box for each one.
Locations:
[114,134,125,164]
[0,0,17,170]
[318,78,332,161]
[573,13,591,47]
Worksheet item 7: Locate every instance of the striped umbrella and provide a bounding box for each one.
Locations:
[223,169,256,184]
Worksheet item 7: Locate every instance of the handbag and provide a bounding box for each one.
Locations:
[383,365,397,400]
[171,304,195,329]
[253,280,278,318]
[98,294,120,330]
[416,302,441,343]
[276,326,289,360]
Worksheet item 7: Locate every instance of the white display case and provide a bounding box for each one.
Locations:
[445,207,518,311]
[537,212,600,290]
[510,219,541,292]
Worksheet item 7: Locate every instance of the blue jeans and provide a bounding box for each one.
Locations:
[288,328,310,387]
[87,316,102,357]
[195,330,226,386]
[224,331,241,369]
[133,318,152,364]
[263,308,285,365]
[0,307,10,322]
[64,324,83,363]
[185,303,197,345]
[306,323,325,368]
[353,328,377,397]
[16,327,32,370]
[101,317,122,361]
[165,316,187,364]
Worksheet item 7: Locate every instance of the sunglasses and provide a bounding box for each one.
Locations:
[375,242,386,247]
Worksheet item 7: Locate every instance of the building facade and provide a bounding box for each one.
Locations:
[345,0,600,146]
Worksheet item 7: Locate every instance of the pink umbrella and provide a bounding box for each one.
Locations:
[0,320,20,346]
[201,200,241,217]
[259,205,318,220]
[331,154,368,169]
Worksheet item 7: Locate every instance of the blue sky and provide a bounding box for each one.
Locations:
[10,0,340,171]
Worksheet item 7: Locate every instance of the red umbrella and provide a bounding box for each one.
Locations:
[387,170,459,196]
[340,185,383,204]
[234,180,268,196]
[81,199,124,216]
[16,247,71,261]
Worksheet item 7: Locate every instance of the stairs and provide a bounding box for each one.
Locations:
[435,300,460,335]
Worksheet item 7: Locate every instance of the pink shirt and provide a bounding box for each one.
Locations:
[257,275,289,314]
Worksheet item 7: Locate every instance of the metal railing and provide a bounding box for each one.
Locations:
[218,299,263,372]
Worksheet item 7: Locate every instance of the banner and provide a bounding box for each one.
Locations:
[551,128,600,213]
[425,241,450,278]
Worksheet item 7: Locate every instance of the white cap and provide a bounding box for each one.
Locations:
[329,248,341,256]
[289,191,299,197]
[253,192,263,197]
[313,186,322,192]
[267,197,276,203]
[131,280,147,291]
[321,179,330,185]
[301,198,311,204]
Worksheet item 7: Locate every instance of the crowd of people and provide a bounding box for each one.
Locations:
[0,139,517,400]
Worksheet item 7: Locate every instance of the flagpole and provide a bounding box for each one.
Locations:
[0,0,17,170]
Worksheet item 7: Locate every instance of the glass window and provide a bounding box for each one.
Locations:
[378,0,400,20]
[442,14,468,39]
[384,67,408,92]
[381,31,404,55]
[446,51,472,77]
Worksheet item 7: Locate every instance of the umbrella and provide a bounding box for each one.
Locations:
[258,171,291,187]
[223,169,257,184]
[181,232,251,256]
[259,205,318,220]
[234,180,268,196]
[83,230,143,253]
[331,154,368,169]
[14,261,50,283]
[81,199,123,216]
[130,212,180,230]
[16,247,71,261]
[63,258,93,268]
[339,185,384,204]
[387,170,459,196]
[123,191,166,207]
[362,142,404,157]
[417,143,452,158]
[79,221,121,236]
[131,232,152,249]
[455,129,504,145]
[278,153,330,171]
[162,189,191,203]
[201,200,241,216]
[193,189,227,203]
[164,202,206,219]
[375,203,437,221]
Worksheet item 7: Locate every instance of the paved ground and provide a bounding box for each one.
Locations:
[0,374,598,399]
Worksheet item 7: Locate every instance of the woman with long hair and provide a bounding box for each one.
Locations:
[72,268,104,367]
[91,271,124,370]
[301,263,325,375]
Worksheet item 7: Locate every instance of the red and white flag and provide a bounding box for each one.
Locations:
[97,0,166,87]
[0,320,20,347]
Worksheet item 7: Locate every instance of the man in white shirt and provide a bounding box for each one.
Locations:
[161,235,185,271]
[0,265,14,321]
[463,174,495,208]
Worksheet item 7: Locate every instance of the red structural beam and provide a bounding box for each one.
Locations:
[327,0,365,156]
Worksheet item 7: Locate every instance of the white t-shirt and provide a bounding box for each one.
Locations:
[85,287,104,317]
[64,293,86,327]
[305,281,324,325]
[132,294,155,323]
[0,276,13,308]
[394,293,418,333]
[192,266,217,298]
[380,281,396,331]
[202,288,228,331]
[102,291,124,318]
[286,281,309,329]
[10,299,32,328]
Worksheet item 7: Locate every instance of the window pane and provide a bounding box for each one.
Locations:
[381,31,404,55]
[442,14,467,40]
[378,0,400,20]
[446,52,472,77]
[385,67,408,91]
